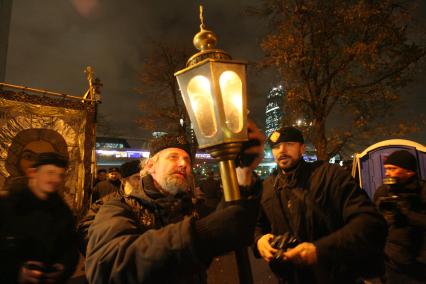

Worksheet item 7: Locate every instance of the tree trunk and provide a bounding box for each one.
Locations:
[313,120,328,161]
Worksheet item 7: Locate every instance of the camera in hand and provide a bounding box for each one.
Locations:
[235,139,261,167]
[378,195,401,213]
[378,176,422,214]
[268,232,299,279]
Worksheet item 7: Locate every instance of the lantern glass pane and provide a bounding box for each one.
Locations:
[187,75,217,137]
[219,71,243,133]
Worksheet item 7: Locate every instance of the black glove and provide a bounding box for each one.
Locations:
[234,118,265,168]
[193,201,257,263]
[235,139,261,167]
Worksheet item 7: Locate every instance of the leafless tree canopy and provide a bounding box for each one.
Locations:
[136,41,192,135]
[253,0,425,159]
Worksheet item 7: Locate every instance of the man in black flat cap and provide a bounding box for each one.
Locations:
[120,159,144,196]
[91,167,122,202]
[254,126,387,284]
[77,159,144,256]
[84,122,265,284]
[93,168,107,187]
[374,150,426,284]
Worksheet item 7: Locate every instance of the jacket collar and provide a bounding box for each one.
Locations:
[276,158,310,189]
[129,174,194,220]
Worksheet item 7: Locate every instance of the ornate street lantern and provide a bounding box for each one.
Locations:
[175,6,248,202]
[175,6,253,284]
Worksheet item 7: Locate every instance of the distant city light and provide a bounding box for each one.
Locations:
[265,106,279,114]
[96,149,212,159]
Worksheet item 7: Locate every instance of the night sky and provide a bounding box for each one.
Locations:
[5,0,426,148]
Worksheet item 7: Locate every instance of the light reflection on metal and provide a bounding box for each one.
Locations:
[187,75,217,137]
[219,71,243,133]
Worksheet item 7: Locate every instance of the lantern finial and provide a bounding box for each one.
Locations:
[193,5,218,52]
[199,5,205,29]
[188,5,231,66]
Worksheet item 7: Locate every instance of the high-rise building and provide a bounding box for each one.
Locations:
[265,85,285,138]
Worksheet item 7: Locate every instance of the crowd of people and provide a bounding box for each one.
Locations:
[0,122,424,284]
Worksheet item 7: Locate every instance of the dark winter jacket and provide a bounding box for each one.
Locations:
[84,175,207,284]
[0,179,79,283]
[255,159,387,284]
[374,178,426,279]
[77,190,123,255]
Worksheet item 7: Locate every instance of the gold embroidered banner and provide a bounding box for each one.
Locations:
[0,89,95,211]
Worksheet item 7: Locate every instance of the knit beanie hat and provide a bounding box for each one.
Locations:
[149,134,191,157]
[384,150,417,172]
[120,160,141,178]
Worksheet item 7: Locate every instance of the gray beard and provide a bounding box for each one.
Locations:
[158,174,190,196]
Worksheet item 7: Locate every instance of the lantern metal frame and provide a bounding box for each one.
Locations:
[175,58,248,150]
